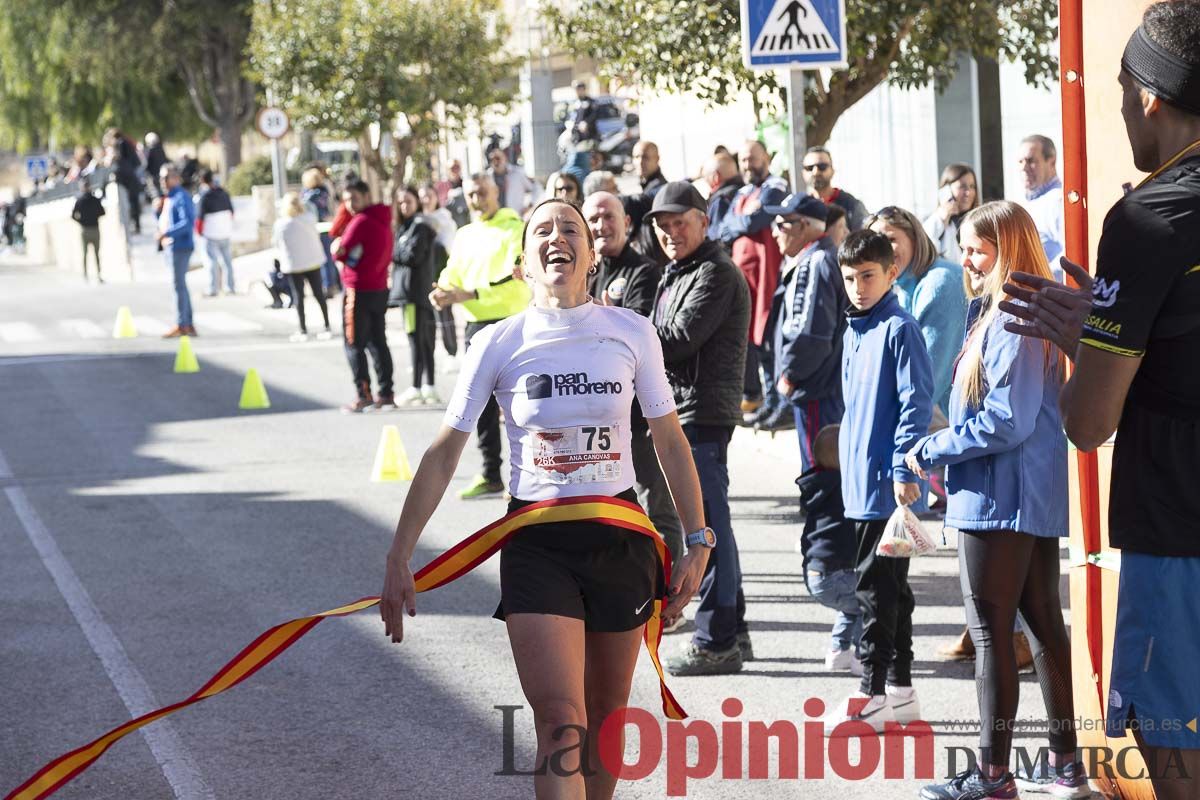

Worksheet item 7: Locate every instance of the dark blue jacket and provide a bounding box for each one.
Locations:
[839,291,934,520]
[796,467,857,573]
[768,236,847,403]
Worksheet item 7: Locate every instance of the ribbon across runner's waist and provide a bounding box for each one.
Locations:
[6,495,685,800]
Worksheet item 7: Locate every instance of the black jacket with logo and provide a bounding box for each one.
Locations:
[653,239,750,429]
[589,241,661,317]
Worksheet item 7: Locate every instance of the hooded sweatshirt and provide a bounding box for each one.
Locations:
[335,204,394,292]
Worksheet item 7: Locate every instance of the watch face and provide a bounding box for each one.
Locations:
[703,528,716,547]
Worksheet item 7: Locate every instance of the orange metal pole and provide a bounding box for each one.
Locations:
[1058,0,1105,711]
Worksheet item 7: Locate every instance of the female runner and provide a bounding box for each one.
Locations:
[380,198,710,800]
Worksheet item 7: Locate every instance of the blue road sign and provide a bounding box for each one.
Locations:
[740,0,847,70]
[25,155,49,181]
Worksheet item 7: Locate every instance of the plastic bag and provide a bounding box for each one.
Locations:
[876,505,938,558]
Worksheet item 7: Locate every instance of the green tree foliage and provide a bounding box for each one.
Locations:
[0,2,207,152]
[0,0,255,172]
[248,0,519,189]
[543,0,1059,145]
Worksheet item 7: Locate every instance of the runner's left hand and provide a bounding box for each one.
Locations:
[664,547,708,618]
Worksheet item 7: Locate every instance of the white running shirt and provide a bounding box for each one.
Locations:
[444,301,676,501]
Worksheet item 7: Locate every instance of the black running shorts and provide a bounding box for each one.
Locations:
[495,489,665,632]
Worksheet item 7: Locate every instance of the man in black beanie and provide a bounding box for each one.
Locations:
[1002,4,1200,799]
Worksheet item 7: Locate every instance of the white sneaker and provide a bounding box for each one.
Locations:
[289,331,310,343]
[420,385,442,405]
[316,329,333,341]
[396,387,422,406]
[823,692,895,736]
[824,648,864,676]
[885,685,922,724]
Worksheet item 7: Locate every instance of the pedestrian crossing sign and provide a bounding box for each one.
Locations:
[740,0,847,70]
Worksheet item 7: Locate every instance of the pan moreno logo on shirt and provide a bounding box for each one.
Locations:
[525,372,623,399]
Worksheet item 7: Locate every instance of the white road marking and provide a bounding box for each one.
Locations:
[192,311,263,333]
[59,318,109,339]
[0,448,214,799]
[132,316,171,336]
[0,321,43,343]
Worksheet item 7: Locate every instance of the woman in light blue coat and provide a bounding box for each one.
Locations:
[867,205,968,417]
[905,201,1087,800]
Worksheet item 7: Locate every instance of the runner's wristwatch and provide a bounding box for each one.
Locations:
[684,527,717,549]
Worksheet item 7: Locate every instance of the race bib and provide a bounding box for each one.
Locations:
[531,424,622,485]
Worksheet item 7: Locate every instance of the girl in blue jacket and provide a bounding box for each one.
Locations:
[905,201,1085,800]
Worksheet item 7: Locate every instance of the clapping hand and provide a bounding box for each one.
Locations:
[999,257,1094,360]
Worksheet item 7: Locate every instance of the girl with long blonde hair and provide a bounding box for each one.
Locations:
[905,201,1087,798]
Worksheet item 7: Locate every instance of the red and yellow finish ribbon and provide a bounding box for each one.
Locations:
[6,495,684,800]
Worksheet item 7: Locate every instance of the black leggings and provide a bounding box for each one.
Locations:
[288,270,330,333]
[960,531,1077,767]
[408,304,436,388]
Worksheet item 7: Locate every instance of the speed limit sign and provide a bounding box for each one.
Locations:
[256,107,290,139]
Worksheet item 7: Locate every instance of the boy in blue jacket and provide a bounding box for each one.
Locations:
[824,229,933,736]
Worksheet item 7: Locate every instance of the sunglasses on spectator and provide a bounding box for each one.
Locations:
[803,163,831,172]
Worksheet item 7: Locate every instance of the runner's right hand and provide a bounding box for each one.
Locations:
[380,553,417,644]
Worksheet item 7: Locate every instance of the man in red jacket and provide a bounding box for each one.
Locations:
[333,180,395,412]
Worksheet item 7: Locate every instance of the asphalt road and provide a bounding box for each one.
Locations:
[0,246,1080,799]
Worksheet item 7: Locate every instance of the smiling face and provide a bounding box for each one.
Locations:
[740,140,770,184]
[582,192,628,258]
[950,173,977,213]
[869,220,914,273]
[464,176,499,218]
[841,260,898,312]
[652,209,707,262]
[958,220,998,295]
[524,201,594,294]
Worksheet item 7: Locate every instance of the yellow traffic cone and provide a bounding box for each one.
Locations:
[371,425,413,482]
[238,368,271,410]
[112,306,137,339]
[173,335,199,373]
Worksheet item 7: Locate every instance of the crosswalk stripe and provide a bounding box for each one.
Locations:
[132,316,171,336]
[192,311,264,333]
[59,319,108,339]
[0,322,43,343]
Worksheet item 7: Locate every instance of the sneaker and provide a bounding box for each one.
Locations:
[375,392,398,410]
[1013,758,1090,798]
[885,685,922,724]
[182,326,198,337]
[420,385,442,405]
[936,628,976,661]
[341,396,375,414]
[458,475,505,500]
[755,406,795,433]
[920,768,1019,800]
[823,693,895,736]
[161,326,185,338]
[664,642,742,676]
[661,614,688,634]
[396,387,423,407]
[824,648,863,676]
[316,329,333,341]
[289,331,310,343]
[737,631,754,662]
